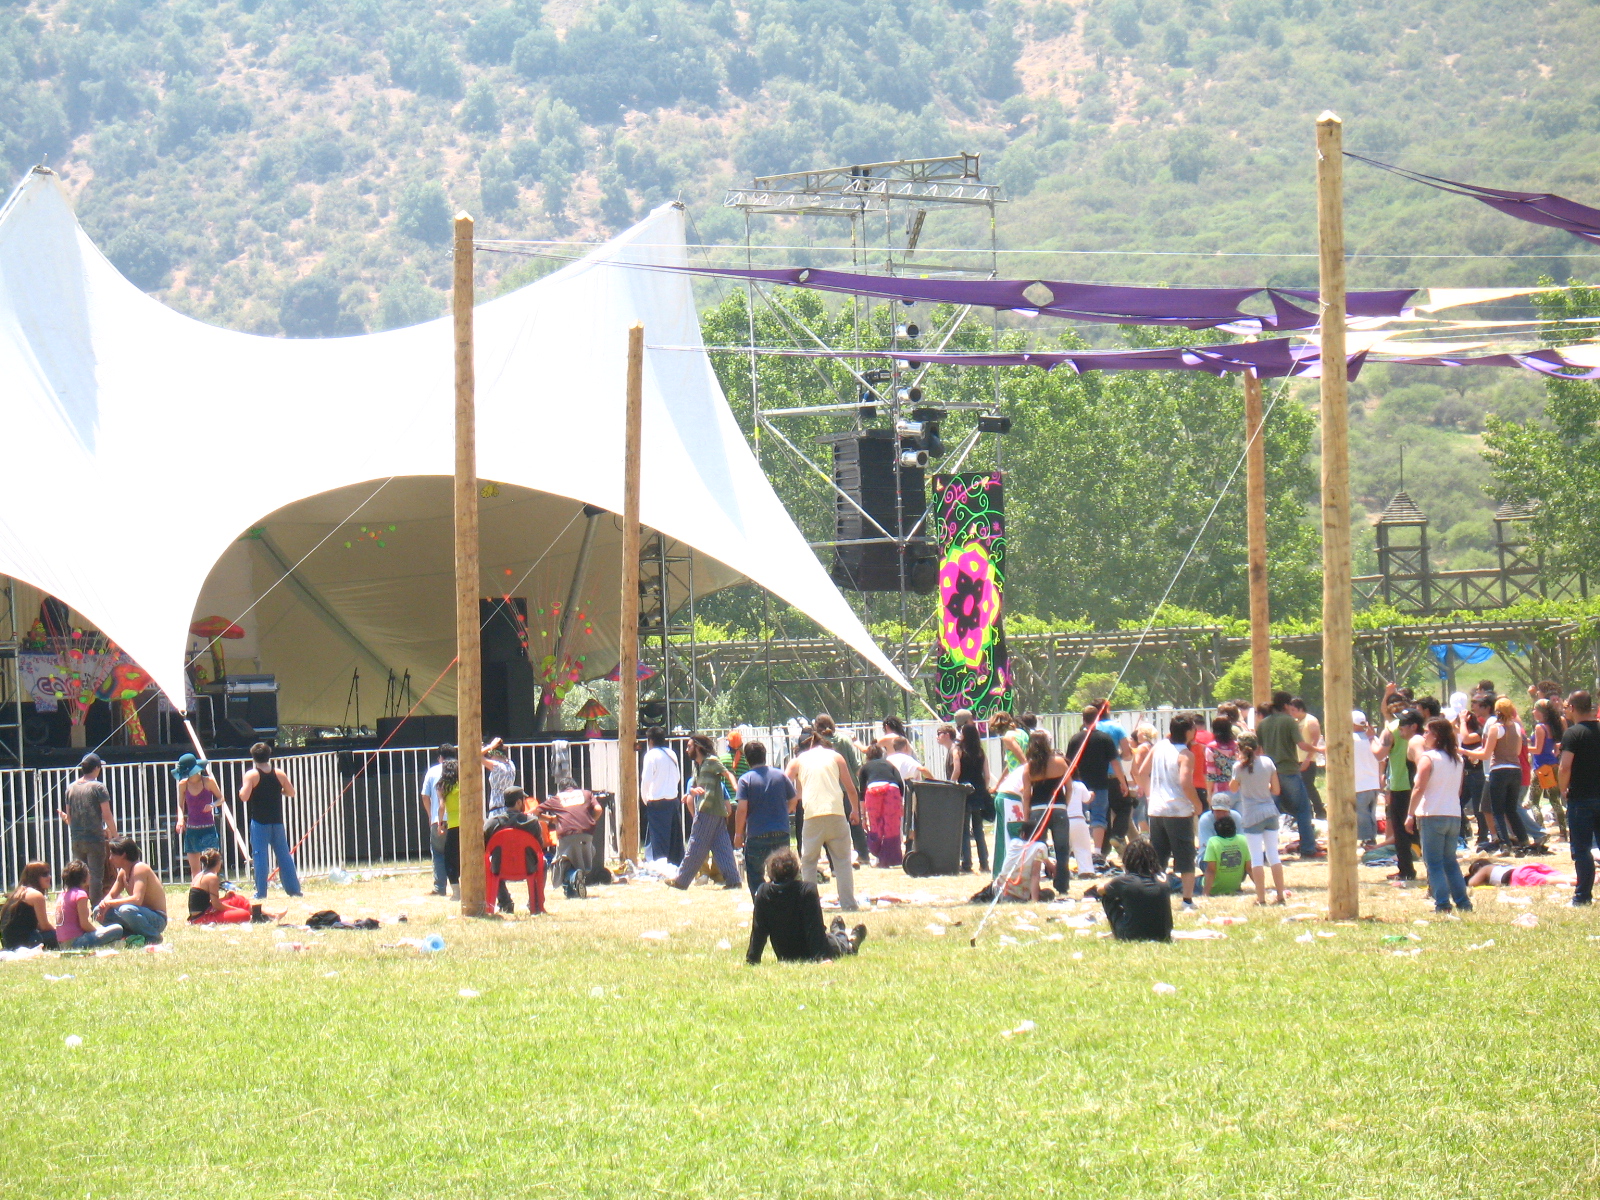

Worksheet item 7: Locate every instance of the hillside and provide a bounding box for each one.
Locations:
[1,0,1589,613]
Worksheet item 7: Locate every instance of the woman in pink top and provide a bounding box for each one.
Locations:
[1406,717,1473,914]
[55,860,98,949]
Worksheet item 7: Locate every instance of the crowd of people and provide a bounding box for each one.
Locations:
[7,679,1600,958]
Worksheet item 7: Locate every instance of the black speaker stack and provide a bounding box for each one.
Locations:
[820,430,938,593]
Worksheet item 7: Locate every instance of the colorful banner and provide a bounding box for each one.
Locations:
[931,472,1012,718]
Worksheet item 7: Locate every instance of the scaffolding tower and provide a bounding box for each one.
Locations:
[724,154,1007,721]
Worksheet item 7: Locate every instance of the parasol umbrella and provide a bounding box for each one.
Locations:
[190,615,245,682]
[575,696,610,738]
[603,661,657,683]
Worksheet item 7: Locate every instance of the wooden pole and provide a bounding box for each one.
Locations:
[1244,369,1272,710]
[453,211,486,917]
[1316,114,1358,921]
[617,324,645,863]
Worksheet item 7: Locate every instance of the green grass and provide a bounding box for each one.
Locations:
[4,875,1598,1199]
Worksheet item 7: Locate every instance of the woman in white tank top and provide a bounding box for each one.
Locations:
[1406,717,1473,914]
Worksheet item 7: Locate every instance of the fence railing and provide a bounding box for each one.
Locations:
[0,739,617,889]
[1,713,1212,888]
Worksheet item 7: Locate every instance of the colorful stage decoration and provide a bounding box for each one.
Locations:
[931,472,1012,719]
[189,615,245,683]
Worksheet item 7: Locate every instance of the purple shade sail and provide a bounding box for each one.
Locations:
[753,338,1360,378]
[1348,153,1600,247]
[673,263,1415,330]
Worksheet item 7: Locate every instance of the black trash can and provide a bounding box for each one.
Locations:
[903,780,968,876]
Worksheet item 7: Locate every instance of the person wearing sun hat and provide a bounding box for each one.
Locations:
[173,752,223,880]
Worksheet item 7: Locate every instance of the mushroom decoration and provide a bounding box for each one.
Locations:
[189,616,245,683]
[574,696,610,739]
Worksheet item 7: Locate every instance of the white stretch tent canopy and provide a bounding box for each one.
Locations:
[0,167,908,718]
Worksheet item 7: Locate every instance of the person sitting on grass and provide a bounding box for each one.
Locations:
[1097,837,1172,943]
[54,860,112,949]
[94,838,169,945]
[1201,812,1252,897]
[187,849,252,925]
[746,847,866,964]
[1,861,57,950]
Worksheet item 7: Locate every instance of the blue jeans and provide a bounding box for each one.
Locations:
[645,799,685,865]
[1355,790,1379,843]
[102,903,169,942]
[250,820,302,900]
[1087,788,1110,830]
[1417,815,1471,912]
[1277,770,1318,855]
[429,826,448,894]
[673,811,741,889]
[1569,795,1600,903]
[742,830,792,897]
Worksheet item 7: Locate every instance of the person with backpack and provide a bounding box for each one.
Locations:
[1230,734,1288,906]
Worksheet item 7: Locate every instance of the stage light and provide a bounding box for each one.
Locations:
[896,419,926,439]
[978,415,1013,434]
[862,369,892,384]
[895,386,923,404]
[899,448,929,468]
[895,323,920,338]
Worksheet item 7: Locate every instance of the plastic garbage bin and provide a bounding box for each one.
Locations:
[903,780,968,876]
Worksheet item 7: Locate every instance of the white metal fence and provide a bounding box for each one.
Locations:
[0,739,616,888]
[0,711,1221,888]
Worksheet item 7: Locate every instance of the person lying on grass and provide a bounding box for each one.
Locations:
[1201,812,1251,897]
[1097,837,1172,943]
[1463,858,1572,888]
[746,847,866,964]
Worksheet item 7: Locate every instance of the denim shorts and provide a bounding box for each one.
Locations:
[183,825,221,855]
[1088,788,1110,829]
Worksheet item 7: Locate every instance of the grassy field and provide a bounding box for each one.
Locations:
[4,861,1597,1200]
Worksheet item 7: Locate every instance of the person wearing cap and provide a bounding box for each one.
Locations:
[59,753,116,907]
[173,752,223,880]
[1352,710,1382,846]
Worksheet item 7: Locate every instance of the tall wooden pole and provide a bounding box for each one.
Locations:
[1316,114,1358,920]
[453,211,486,917]
[617,324,645,863]
[1244,369,1272,710]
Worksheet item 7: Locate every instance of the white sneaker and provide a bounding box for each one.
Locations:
[448,883,460,901]
[1181,899,1197,912]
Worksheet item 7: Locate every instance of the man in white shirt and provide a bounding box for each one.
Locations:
[1352,711,1382,845]
[639,727,685,865]
[887,737,933,784]
[1137,715,1203,909]
[419,744,454,897]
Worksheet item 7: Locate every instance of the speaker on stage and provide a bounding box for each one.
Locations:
[820,431,937,593]
[480,597,535,743]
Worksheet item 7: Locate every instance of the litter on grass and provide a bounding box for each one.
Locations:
[1071,951,1084,960]
[639,930,669,941]
[1467,939,1496,951]
[1152,982,1178,995]
[1512,912,1539,928]
[64,1034,82,1048]
[1295,932,1316,944]
[42,973,74,982]
[1001,1020,1036,1038]
[998,934,1020,946]
[1172,929,1226,940]
[458,988,480,999]
[925,923,946,936]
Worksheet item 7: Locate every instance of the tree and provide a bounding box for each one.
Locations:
[1213,649,1304,704]
[279,274,364,337]
[394,181,453,245]
[105,225,172,291]
[1069,671,1149,711]
[376,268,444,330]
[460,81,500,133]
[1483,282,1600,574]
[465,7,532,65]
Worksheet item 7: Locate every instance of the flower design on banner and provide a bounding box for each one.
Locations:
[939,542,998,669]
